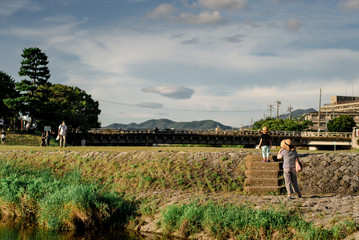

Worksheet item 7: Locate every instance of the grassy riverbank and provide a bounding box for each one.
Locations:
[0,147,358,239]
[0,160,135,230]
[160,201,357,239]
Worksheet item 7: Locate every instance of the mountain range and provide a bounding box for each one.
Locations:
[278,108,316,119]
[103,108,316,130]
[104,119,232,130]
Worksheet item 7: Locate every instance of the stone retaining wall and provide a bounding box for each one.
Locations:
[299,153,359,194]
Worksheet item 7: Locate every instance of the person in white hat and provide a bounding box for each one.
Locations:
[258,126,272,162]
[277,139,302,199]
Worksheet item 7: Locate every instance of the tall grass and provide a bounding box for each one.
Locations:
[0,160,135,230]
[160,201,359,239]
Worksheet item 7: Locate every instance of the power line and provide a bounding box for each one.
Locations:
[98,99,266,113]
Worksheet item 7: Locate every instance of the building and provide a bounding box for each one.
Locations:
[305,96,359,131]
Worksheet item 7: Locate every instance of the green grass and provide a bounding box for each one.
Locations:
[2,131,59,147]
[0,160,135,230]
[160,201,359,239]
[0,149,247,194]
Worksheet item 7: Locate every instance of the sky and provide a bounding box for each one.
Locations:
[1,0,359,128]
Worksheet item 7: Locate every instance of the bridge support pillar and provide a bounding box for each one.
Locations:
[308,146,318,151]
[352,127,359,149]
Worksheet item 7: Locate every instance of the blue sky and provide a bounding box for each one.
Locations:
[1,0,359,127]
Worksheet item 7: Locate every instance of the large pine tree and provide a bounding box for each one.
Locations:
[5,47,51,123]
[5,47,101,133]
[19,47,50,86]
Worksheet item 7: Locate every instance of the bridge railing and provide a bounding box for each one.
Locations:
[301,131,352,138]
[89,128,352,139]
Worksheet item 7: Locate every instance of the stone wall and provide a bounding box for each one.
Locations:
[299,153,359,194]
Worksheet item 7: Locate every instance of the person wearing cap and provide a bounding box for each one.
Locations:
[277,139,302,199]
[258,126,272,162]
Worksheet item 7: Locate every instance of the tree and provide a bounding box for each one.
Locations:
[46,84,101,132]
[253,117,312,131]
[4,47,101,134]
[5,47,51,122]
[19,47,50,85]
[327,115,356,132]
[0,71,18,119]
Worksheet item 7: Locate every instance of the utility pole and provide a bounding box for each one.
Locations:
[268,104,274,118]
[275,101,281,119]
[318,88,322,132]
[288,105,293,120]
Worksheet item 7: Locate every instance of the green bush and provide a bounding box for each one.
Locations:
[327,115,356,132]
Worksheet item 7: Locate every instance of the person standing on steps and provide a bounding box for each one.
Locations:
[58,120,67,148]
[258,126,272,162]
[277,139,302,199]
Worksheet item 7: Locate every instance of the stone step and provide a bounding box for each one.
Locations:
[244,155,278,162]
[245,178,284,187]
[245,170,282,178]
[243,186,284,195]
[245,161,282,171]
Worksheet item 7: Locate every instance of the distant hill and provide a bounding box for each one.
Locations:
[279,108,317,119]
[104,119,232,130]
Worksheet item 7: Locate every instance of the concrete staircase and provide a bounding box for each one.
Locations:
[243,155,284,195]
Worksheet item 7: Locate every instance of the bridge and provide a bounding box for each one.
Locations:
[83,129,353,149]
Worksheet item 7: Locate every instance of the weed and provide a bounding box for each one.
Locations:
[0,161,135,230]
[160,201,358,239]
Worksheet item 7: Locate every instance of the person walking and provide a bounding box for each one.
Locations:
[277,139,302,199]
[258,126,272,162]
[41,131,47,146]
[0,117,4,129]
[58,120,67,148]
[46,131,50,146]
[1,129,6,145]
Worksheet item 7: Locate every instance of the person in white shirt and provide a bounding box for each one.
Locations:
[0,117,4,129]
[58,120,68,147]
[1,129,6,145]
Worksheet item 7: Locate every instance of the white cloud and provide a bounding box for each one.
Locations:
[135,102,164,108]
[225,34,245,43]
[339,0,359,10]
[0,0,41,16]
[5,7,359,127]
[147,3,176,19]
[178,11,226,24]
[181,38,199,45]
[284,18,304,31]
[147,3,226,25]
[142,86,195,99]
[198,0,247,10]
